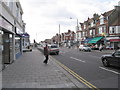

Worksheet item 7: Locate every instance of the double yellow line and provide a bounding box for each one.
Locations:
[51,56,100,90]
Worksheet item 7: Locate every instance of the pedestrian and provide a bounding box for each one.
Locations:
[43,43,49,64]
[99,45,103,51]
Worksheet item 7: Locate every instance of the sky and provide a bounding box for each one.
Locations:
[20,0,119,43]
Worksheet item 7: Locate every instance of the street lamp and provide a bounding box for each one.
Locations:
[58,24,60,47]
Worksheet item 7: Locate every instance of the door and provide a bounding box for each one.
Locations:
[3,33,10,64]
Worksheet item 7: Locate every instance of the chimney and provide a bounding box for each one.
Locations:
[118,1,120,6]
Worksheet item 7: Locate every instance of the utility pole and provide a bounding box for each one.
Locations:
[76,19,79,47]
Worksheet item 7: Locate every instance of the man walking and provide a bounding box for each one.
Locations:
[43,43,49,64]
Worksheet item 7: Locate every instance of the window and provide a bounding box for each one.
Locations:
[112,28,115,33]
[4,0,13,11]
[84,25,86,29]
[83,32,85,37]
[90,30,92,35]
[91,22,94,27]
[93,30,95,35]
[99,27,102,34]
[15,36,21,54]
[16,3,19,18]
[109,27,116,34]
[100,18,104,24]
[102,27,104,33]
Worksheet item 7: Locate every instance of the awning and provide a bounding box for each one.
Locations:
[88,37,103,43]
[84,38,93,43]
[21,33,30,38]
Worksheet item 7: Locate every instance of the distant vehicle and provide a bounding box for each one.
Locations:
[48,44,59,55]
[79,45,91,52]
[101,49,120,67]
[23,45,32,52]
[79,45,84,51]
[106,46,114,50]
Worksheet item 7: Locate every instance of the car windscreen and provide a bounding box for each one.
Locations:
[51,46,58,48]
[84,46,89,47]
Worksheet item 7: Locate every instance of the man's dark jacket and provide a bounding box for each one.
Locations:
[44,46,49,55]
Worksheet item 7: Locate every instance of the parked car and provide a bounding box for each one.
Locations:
[106,46,114,50]
[48,44,59,55]
[79,45,91,52]
[101,49,120,67]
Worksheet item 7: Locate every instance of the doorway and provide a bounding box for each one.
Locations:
[3,33,13,64]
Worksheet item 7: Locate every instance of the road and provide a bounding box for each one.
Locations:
[52,47,120,89]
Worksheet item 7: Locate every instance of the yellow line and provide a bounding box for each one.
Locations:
[50,56,100,90]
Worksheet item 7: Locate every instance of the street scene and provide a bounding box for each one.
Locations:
[0,0,120,90]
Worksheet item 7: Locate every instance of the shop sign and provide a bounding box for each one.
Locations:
[0,16,13,31]
[106,37,120,40]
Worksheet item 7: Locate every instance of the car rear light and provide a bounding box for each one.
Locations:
[49,49,59,51]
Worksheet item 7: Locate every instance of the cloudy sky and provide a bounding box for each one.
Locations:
[20,0,119,43]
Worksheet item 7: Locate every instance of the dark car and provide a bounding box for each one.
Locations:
[101,50,120,67]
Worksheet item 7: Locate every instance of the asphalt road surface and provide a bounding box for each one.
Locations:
[52,47,120,89]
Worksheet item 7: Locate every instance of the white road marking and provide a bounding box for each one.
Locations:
[99,66,120,75]
[70,57,86,63]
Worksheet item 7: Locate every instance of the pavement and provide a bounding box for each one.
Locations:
[2,48,87,89]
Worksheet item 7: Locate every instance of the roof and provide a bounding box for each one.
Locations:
[108,6,120,26]
[102,9,114,17]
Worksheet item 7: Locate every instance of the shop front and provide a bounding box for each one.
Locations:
[88,37,103,49]
[106,36,120,50]
[0,16,14,66]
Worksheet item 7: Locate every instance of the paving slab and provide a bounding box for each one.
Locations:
[2,48,87,89]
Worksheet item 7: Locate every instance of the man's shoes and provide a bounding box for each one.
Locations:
[43,61,47,64]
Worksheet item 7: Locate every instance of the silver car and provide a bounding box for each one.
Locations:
[79,45,91,52]
[48,44,59,55]
[83,46,91,52]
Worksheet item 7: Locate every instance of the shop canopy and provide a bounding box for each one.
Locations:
[88,37,103,44]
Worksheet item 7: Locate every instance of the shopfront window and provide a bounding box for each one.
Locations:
[9,34,13,61]
[15,36,21,54]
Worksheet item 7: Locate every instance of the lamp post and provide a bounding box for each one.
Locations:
[58,24,60,47]
[70,18,79,46]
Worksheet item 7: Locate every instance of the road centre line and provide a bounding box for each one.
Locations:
[70,57,86,63]
[99,67,120,75]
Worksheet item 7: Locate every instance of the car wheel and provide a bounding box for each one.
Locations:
[89,50,91,52]
[102,58,110,67]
